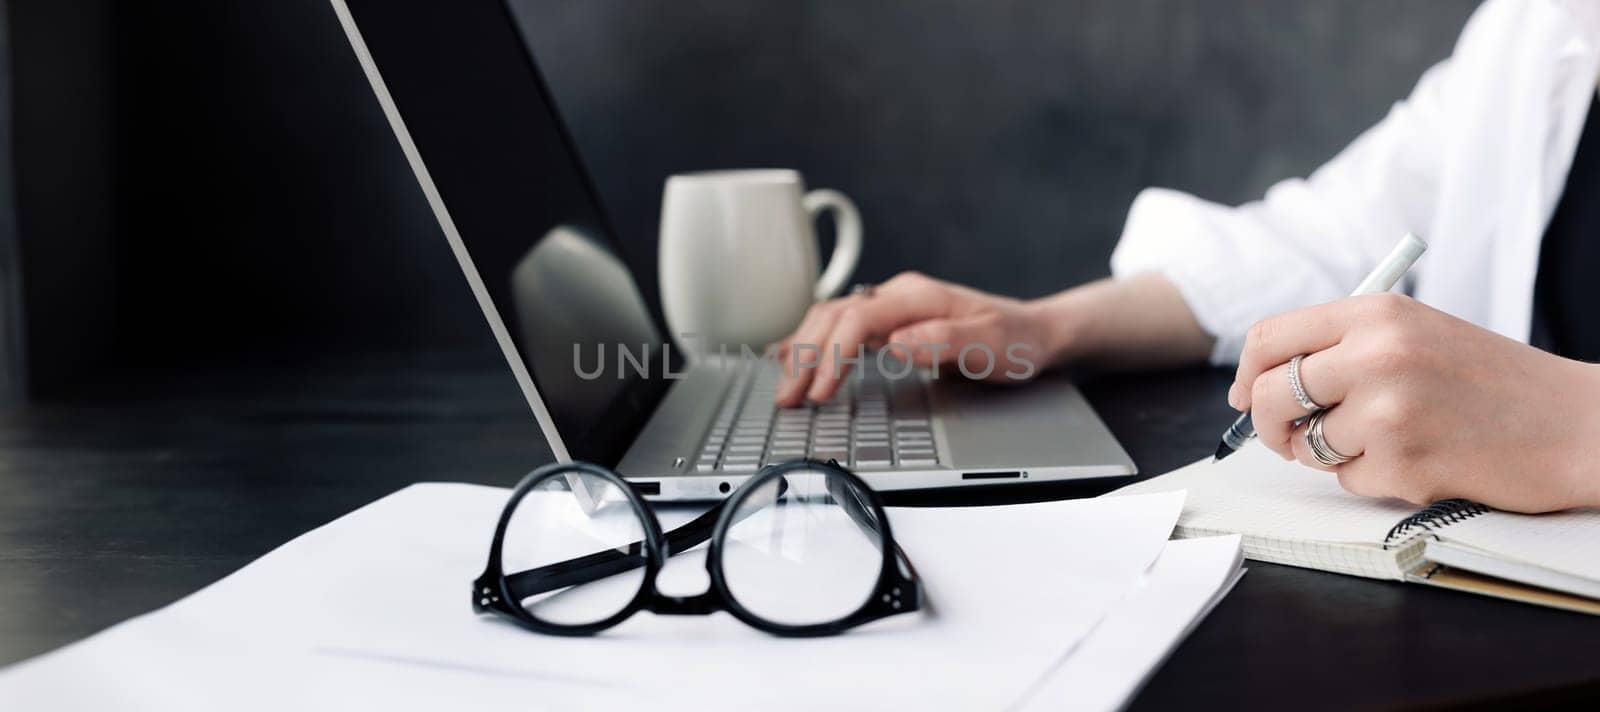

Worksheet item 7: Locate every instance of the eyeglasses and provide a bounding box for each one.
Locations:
[473,458,923,637]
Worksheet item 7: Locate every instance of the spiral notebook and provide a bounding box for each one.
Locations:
[1112,443,1600,615]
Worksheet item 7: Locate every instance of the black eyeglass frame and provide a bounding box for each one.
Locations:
[473,458,922,637]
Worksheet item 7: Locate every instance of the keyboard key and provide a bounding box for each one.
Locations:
[853,445,893,468]
[695,359,949,473]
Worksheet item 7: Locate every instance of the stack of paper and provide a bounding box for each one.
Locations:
[1018,536,1244,711]
[0,483,1242,711]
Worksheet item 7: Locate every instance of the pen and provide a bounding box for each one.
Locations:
[1212,233,1428,462]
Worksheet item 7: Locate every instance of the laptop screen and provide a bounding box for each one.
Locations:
[341,0,674,465]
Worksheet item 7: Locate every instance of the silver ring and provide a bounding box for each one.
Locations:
[1305,408,1354,467]
[1288,354,1324,411]
[851,283,875,298]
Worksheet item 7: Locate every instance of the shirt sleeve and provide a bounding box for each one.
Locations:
[1110,55,1458,365]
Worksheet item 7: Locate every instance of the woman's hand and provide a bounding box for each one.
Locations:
[773,272,1053,406]
[772,271,1216,407]
[1231,293,1600,512]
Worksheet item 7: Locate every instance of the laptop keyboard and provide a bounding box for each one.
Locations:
[694,360,941,472]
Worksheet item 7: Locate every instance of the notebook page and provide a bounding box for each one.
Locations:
[1111,443,1419,579]
[1439,508,1600,586]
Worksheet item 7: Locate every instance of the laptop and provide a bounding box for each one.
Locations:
[331,0,1136,500]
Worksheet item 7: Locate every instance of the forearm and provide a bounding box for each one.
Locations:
[1562,362,1600,508]
[1030,274,1214,371]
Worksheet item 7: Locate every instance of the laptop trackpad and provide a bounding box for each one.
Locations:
[936,375,1131,471]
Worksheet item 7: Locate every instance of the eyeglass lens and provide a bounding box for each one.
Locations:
[500,470,649,626]
[720,469,885,626]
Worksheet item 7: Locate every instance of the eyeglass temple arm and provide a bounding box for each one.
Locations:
[825,474,922,593]
[501,502,723,600]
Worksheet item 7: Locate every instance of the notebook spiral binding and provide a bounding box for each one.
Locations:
[1382,499,1492,550]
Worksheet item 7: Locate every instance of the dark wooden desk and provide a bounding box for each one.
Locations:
[1,353,1596,708]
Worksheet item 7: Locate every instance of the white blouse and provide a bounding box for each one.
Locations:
[1110,0,1600,365]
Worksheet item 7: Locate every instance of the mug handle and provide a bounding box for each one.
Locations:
[803,189,863,301]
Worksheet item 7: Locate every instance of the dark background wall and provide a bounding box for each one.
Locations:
[514,0,1479,306]
[8,0,1479,397]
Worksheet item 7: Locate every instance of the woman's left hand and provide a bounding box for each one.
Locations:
[1230,293,1600,512]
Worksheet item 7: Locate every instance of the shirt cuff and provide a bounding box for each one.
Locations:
[1109,188,1249,365]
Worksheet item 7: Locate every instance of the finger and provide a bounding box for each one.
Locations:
[1230,297,1378,409]
[887,318,952,369]
[806,311,875,404]
[1248,347,1352,459]
[804,286,962,403]
[771,335,794,363]
[775,300,842,365]
[776,301,847,406]
[888,315,1002,373]
[1287,404,1366,474]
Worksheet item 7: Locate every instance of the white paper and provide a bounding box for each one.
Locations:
[1113,443,1413,545]
[0,483,1187,712]
[1110,444,1416,579]
[1433,507,1600,589]
[1017,536,1245,712]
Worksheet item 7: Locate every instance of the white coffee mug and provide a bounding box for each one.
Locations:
[659,169,862,354]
